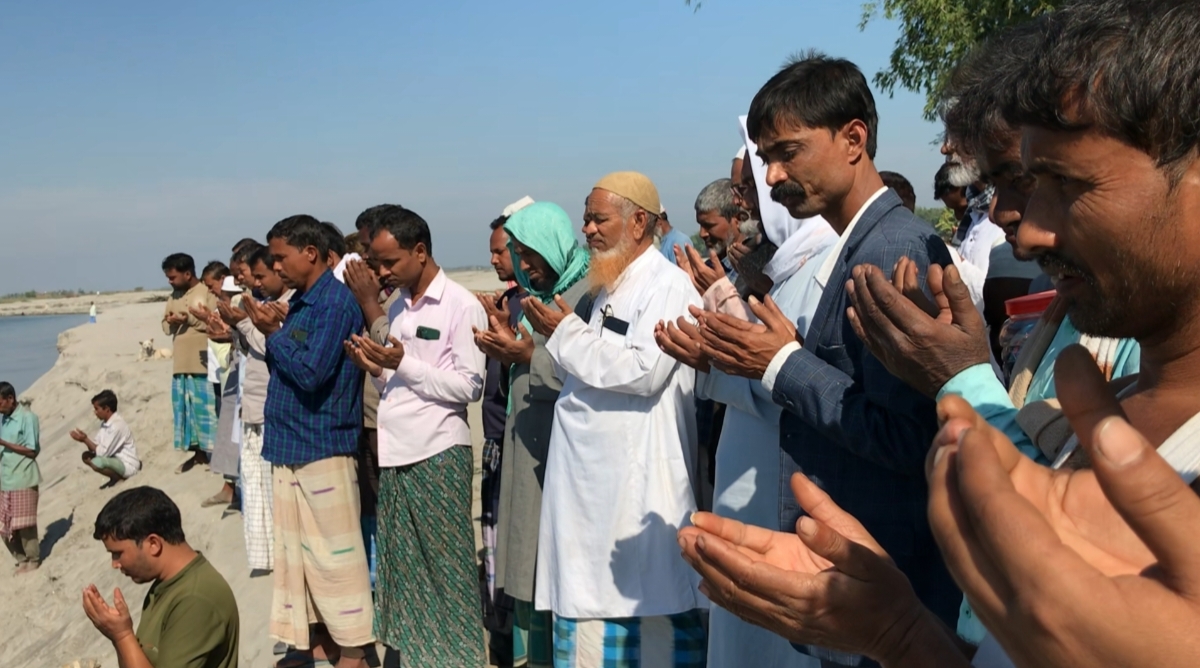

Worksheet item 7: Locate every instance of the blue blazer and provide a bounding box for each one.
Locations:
[773,189,962,626]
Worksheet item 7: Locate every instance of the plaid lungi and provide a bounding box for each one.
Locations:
[240,423,273,571]
[270,455,374,649]
[515,598,553,668]
[0,488,38,539]
[376,445,485,666]
[552,610,707,668]
[172,374,217,452]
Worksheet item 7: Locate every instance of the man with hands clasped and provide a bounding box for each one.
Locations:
[344,206,489,667]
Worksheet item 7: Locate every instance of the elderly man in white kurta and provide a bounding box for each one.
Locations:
[522,171,707,668]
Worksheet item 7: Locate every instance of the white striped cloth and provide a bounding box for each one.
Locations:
[241,423,273,571]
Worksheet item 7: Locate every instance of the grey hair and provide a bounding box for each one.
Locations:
[694,178,742,220]
[613,193,659,227]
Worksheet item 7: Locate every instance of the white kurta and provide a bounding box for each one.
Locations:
[537,246,706,619]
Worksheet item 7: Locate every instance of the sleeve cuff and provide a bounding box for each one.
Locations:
[936,363,1004,402]
[761,341,802,393]
[394,352,425,385]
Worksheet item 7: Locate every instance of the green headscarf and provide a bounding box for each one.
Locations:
[504,201,590,306]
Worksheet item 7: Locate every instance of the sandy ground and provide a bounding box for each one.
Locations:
[0,291,171,318]
[0,270,503,668]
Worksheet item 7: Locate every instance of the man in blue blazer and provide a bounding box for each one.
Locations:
[697,52,961,659]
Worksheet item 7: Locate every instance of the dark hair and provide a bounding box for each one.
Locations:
[941,18,1051,159]
[248,245,274,270]
[344,232,364,256]
[93,487,187,545]
[161,253,196,275]
[0,381,14,400]
[231,238,259,254]
[321,222,347,258]
[371,206,434,255]
[1003,0,1200,172]
[202,261,230,280]
[489,215,508,231]
[267,215,331,258]
[747,50,879,159]
[355,204,399,231]
[879,171,917,211]
[934,163,964,200]
[92,389,118,412]
[231,241,262,267]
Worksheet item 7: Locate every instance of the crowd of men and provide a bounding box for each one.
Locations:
[37,0,1200,666]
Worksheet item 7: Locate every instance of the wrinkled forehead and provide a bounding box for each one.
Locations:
[585,188,623,215]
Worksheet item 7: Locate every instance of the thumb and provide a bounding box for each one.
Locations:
[795,516,888,582]
[553,295,571,313]
[1089,415,1200,592]
[517,323,532,340]
[387,335,402,348]
[489,314,502,330]
[941,264,981,328]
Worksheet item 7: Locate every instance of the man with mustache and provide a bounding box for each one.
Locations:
[695,52,960,665]
[522,172,707,667]
[345,206,488,666]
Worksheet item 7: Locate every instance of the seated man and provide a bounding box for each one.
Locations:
[72,389,141,486]
[83,486,239,668]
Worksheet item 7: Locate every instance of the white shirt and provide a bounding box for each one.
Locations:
[536,246,706,618]
[763,187,887,391]
[956,212,1006,275]
[332,252,362,284]
[375,269,487,467]
[95,412,140,476]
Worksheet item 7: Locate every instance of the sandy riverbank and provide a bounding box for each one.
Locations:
[0,291,171,318]
[0,270,503,668]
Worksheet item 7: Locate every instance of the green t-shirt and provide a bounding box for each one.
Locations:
[137,553,240,668]
[0,406,41,490]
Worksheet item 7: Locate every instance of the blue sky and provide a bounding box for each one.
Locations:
[0,0,947,293]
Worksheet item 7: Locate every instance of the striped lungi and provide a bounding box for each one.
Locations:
[0,488,38,539]
[515,598,553,668]
[270,455,374,650]
[240,423,272,571]
[552,610,707,668]
[171,374,217,452]
[376,445,485,667]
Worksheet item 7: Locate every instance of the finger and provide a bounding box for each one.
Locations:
[708,249,726,276]
[516,323,531,340]
[1086,414,1200,592]
[553,295,571,314]
[862,263,938,332]
[789,473,885,555]
[747,295,792,334]
[387,335,403,348]
[795,516,888,582]
[1054,345,1129,457]
[114,587,128,613]
[941,264,982,329]
[933,395,1025,477]
[691,533,820,621]
[703,310,760,336]
[691,511,782,555]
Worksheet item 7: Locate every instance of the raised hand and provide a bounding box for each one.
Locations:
[70,429,88,443]
[654,317,710,372]
[846,261,990,398]
[477,291,511,325]
[522,295,573,338]
[353,333,405,370]
[679,473,957,664]
[343,259,381,306]
[82,585,135,643]
[243,297,284,335]
[216,300,247,326]
[676,245,727,295]
[473,315,534,366]
[696,295,797,380]
[343,338,383,377]
[927,344,1200,666]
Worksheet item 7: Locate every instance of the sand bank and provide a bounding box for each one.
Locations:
[0,270,503,667]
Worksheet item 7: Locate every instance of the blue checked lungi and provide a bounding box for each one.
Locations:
[172,373,217,452]
[552,610,706,668]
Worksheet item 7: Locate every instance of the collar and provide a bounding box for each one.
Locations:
[815,187,888,288]
[403,268,447,307]
[296,269,335,306]
[152,553,207,596]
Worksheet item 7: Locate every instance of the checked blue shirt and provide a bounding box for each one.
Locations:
[263,269,364,466]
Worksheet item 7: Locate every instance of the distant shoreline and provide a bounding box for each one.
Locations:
[0,290,170,318]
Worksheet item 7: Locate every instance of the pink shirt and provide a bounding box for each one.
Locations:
[375,270,488,466]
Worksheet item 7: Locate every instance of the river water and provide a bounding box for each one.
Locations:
[0,314,89,393]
